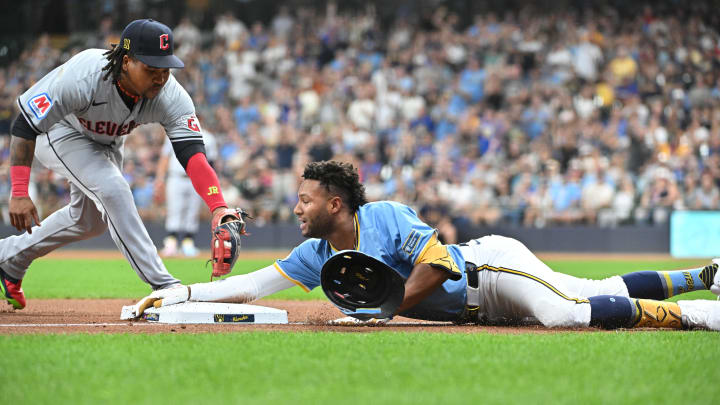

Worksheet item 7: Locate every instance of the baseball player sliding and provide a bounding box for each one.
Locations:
[0,19,244,310]
[130,161,720,331]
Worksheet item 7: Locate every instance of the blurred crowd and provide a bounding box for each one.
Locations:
[3,2,720,240]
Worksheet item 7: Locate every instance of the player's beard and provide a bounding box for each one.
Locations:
[302,213,334,239]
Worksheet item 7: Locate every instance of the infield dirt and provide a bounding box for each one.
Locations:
[0,298,618,335]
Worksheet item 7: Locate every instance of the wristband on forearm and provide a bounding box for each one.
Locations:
[10,165,30,197]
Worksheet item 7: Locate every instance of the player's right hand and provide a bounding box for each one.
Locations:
[9,196,41,234]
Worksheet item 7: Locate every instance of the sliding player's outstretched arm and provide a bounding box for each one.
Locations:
[125,264,296,318]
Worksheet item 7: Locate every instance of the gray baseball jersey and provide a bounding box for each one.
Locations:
[1,48,204,289]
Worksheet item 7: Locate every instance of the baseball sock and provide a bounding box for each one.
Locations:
[620,263,717,300]
[588,295,634,329]
[589,295,683,329]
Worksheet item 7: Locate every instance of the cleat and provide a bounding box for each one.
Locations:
[0,267,26,310]
[181,238,198,257]
[678,300,720,331]
[161,236,178,257]
[711,259,720,299]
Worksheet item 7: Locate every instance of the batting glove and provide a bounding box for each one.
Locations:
[121,285,191,319]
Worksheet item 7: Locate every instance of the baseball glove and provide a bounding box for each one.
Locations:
[210,208,250,279]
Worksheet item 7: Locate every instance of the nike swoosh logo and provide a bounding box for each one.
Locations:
[91,101,108,106]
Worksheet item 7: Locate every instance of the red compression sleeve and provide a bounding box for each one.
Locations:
[10,166,31,197]
[185,153,227,212]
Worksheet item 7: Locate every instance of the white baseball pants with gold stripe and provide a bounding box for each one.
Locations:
[459,235,629,327]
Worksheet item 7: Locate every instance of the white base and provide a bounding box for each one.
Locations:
[141,302,288,324]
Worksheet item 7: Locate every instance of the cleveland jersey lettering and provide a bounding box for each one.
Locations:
[77,118,138,136]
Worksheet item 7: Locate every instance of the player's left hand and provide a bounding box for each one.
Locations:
[328,316,390,326]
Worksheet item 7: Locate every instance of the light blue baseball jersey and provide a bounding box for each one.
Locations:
[274,201,469,321]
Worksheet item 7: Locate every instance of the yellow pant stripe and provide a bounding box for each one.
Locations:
[480,264,590,304]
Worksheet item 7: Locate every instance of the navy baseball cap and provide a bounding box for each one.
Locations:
[120,19,184,69]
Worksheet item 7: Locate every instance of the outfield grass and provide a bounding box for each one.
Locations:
[21,257,326,300]
[2,331,717,405]
[20,256,717,301]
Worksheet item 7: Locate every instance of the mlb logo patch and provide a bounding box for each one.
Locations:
[27,93,53,120]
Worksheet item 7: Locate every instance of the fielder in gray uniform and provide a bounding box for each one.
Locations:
[156,128,219,257]
[0,19,234,310]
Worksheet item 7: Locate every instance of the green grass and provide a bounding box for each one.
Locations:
[21,257,326,300]
[21,256,717,300]
[6,256,719,404]
[2,331,716,405]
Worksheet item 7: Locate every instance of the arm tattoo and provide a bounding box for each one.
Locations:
[9,135,36,166]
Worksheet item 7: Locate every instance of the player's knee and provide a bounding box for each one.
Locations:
[531,299,589,328]
[73,213,108,237]
[83,220,108,238]
[95,176,133,204]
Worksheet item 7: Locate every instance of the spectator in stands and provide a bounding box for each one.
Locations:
[689,171,720,210]
[635,168,681,224]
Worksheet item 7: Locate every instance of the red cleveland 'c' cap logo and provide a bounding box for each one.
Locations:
[159,34,169,50]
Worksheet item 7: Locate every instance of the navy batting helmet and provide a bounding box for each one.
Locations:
[320,250,405,320]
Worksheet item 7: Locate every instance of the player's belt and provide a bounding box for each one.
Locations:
[465,262,480,307]
[454,261,486,325]
[456,239,487,325]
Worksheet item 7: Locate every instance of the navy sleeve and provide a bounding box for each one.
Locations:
[10,114,40,140]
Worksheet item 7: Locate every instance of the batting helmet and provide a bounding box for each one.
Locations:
[320,250,405,320]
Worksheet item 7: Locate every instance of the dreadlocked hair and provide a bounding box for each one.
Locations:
[303,161,368,213]
[102,43,127,82]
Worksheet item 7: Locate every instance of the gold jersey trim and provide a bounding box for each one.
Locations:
[329,213,360,253]
[273,262,311,292]
[414,234,462,277]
